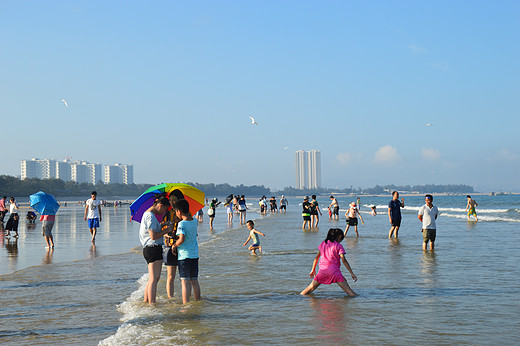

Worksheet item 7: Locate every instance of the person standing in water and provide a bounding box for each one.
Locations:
[465,195,478,222]
[310,195,322,228]
[329,196,339,220]
[280,195,288,213]
[418,194,438,251]
[300,228,357,296]
[388,191,405,238]
[84,191,102,243]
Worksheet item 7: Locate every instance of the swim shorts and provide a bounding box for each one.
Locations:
[252,243,260,247]
[302,214,311,221]
[468,207,476,216]
[88,218,99,228]
[143,245,162,263]
[422,229,436,243]
[391,218,401,227]
[280,205,286,210]
[42,220,55,236]
[333,206,339,216]
[178,258,199,280]
[347,217,358,226]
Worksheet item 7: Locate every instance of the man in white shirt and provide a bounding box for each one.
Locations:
[418,194,439,251]
[84,191,102,243]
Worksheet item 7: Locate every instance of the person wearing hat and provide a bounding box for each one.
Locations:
[302,196,311,230]
[345,202,364,237]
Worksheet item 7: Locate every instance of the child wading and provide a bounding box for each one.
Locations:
[300,228,357,296]
[243,220,266,255]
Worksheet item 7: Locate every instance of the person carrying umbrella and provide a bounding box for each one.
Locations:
[30,191,60,249]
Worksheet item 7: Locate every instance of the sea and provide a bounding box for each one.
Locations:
[0,194,519,345]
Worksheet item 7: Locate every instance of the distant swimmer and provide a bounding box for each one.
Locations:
[465,195,478,222]
[248,116,258,125]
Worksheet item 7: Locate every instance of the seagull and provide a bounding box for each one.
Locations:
[61,99,69,108]
[249,116,258,125]
[426,123,434,126]
[283,147,289,150]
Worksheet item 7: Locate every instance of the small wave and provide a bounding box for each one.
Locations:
[99,274,194,345]
[441,213,520,223]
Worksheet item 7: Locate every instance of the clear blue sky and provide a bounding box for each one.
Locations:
[1,1,518,192]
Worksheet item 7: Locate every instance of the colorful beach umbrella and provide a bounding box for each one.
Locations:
[129,183,205,223]
[29,191,60,215]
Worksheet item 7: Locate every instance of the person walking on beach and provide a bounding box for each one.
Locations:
[345,202,364,237]
[329,196,339,220]
[300,228,357,296]
[418,194,438,251]
[238,195,247,225]
[243,220,266,255]
[0,196,7,224]
[310,195,322,228]
[388,191,405,238]
[139,196,172,305]
[465,195,478,222]
[280,195,288,213]
[171,199,201,304]
[208,198,220,230]
[84,191,102,243]
[5,197,19,237]
[41,213,55,249]
[302,196,311,230]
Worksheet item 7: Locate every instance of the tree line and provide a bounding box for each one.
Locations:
[0,175,473,198]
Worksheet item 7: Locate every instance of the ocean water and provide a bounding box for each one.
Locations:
[1,195,519,345]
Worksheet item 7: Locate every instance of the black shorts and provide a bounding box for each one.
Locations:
[391,218,401,227]
[178,258,199,280]
[280,205,286,210]
[333,206,339,215]
[260,205,265,212]
[163,246,178,266]
[347,217,358,226]
[303,214,311,221]
[143,245,162,264]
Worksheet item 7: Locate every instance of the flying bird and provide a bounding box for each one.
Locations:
[283,147,289,150]
[61,99,69,108]
[426,123,434,126]
[249,116,258,125]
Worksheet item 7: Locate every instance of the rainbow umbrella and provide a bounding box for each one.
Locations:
[130,183,205,223]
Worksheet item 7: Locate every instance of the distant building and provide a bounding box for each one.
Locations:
[21,158,131,184]
[56,159,72,182]
[21,158,57,180]
[104,163,134,185]
[295,149,321,189]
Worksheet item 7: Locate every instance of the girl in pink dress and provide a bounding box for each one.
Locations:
[300,228,357,296]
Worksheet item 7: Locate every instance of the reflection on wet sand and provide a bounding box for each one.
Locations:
[42,248,54,264]
[310,298,352,344]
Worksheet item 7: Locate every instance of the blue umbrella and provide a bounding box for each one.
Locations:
[30,191,60,215]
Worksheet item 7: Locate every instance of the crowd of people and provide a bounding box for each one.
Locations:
[1,189,480,303]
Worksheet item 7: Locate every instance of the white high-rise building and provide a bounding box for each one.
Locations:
[295,150,321,189]
[21,158,57,180]
[71,161,102,184]
[56,159,72,182]
[104,164,134,185]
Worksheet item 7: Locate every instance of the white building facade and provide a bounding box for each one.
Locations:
[21,158,57,180]
[104,164,134,185]
[295,149,321,189]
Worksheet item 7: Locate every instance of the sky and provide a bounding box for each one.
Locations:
[1,1,519,192]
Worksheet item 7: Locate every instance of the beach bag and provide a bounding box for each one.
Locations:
[208,208,215,216]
